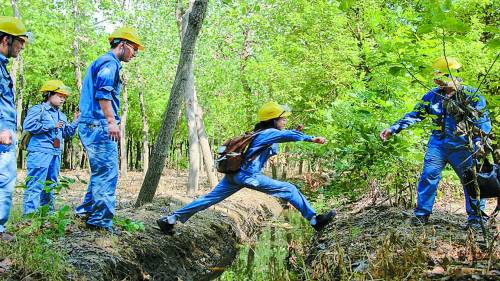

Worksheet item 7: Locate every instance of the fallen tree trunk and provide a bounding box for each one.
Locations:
[61,191,282,281]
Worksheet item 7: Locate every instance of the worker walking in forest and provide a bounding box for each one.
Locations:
[380,57,491,229]
[157,101,336,235]
[22,80,79,216]
[75,26,143,233]
[0,16,29,241]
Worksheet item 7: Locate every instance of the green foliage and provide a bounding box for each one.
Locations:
[219,210,314,281]
[0,175,81,280]
[1,0,497,199]
[113,217,145,232]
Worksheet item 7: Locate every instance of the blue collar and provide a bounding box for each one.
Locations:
[106,50,122,68]
[0,53,8,65]
[43,102,58,111]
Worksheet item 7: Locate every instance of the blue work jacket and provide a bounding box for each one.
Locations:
[390,86,491,148]
[241,128,313,174]
[79,51,122,124]
[0,53,16,132]
[23,102,78,155]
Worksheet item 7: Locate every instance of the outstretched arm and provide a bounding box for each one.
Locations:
[380,91,433,141]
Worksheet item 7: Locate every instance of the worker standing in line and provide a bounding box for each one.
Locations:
[0,16,30,241]
[75,26,143,233]
[22,80,79,215]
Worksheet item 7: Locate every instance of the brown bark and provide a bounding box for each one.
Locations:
[138,78,149,174]
[136,0,209,207]
[195,98,218,187]
[11,0,24,168]
[120,74,129,177]
[178,1,201,194]
[135,141,141,170]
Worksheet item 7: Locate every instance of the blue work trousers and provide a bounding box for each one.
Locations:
[173,172,316,223]
[0,136,16,233]
[414,143,486,221]
[75,123,118,229]
[23,152,61,215]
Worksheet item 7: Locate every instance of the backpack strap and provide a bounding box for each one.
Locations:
[244,130,272,162]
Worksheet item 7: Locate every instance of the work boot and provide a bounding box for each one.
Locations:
[157,216,175,235]
[411,215,429,226]
[0,232,15,242]
[312,210,337,231]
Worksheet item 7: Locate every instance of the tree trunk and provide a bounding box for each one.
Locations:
[138,82,149,173]
[120,74,129,177]
[178,0,201,194]
[135,0,208,207]
[195,99,218,187]
[239,25,254,123]
[11,0,23,168]
[135,141,141,170]
[185,73,200,194]
[128,136,134,171]
[15,55,24,169]
[80,150,86,169]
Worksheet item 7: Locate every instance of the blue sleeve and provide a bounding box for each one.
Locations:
[253,129,313,147]
[23,105,55,134]
[468,92,491,143]
[62,113,78,139]
[94,61,119,101]
[389,92,433,134]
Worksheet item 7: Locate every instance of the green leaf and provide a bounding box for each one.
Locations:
[339,0,354,11]
[484,38,500,50]
[389,66,404,76]
[417,24,434,34]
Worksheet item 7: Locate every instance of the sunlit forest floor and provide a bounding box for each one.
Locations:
[306,193,499,280]
[1,170,499,280]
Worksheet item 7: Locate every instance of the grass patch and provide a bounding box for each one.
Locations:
[0,207,74,281]
[218,208,315,281]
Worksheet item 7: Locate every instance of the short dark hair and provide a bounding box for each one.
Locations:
[0,33,9,44]
[42,92,56,102]
[110,38,123,49]
[254,118,279,132]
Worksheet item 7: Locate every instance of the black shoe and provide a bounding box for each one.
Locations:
[411,215,429,226]
[157,216,175,235]
[466,219,484,231]
[312,210,337,231]
[86,223,121,235]
[75,213,90,222]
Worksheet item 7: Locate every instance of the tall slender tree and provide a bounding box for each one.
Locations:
[136,0,209,207]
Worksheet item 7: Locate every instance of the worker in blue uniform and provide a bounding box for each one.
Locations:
[380,57,492,229]
[75,26,143,233]
[157,101,337,235]
[0,16,29,241]
[22,80,79,215]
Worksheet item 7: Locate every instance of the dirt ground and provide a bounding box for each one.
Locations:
[306,184,500,281]
[6,169,283,281]
[6,169,500,280]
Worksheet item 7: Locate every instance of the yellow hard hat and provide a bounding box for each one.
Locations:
[257,101,291,122]
[432,57,461,82]
[432,57,461,71]
[108,26,144,51]
[0,16,29,41]
[40,80,70,97]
